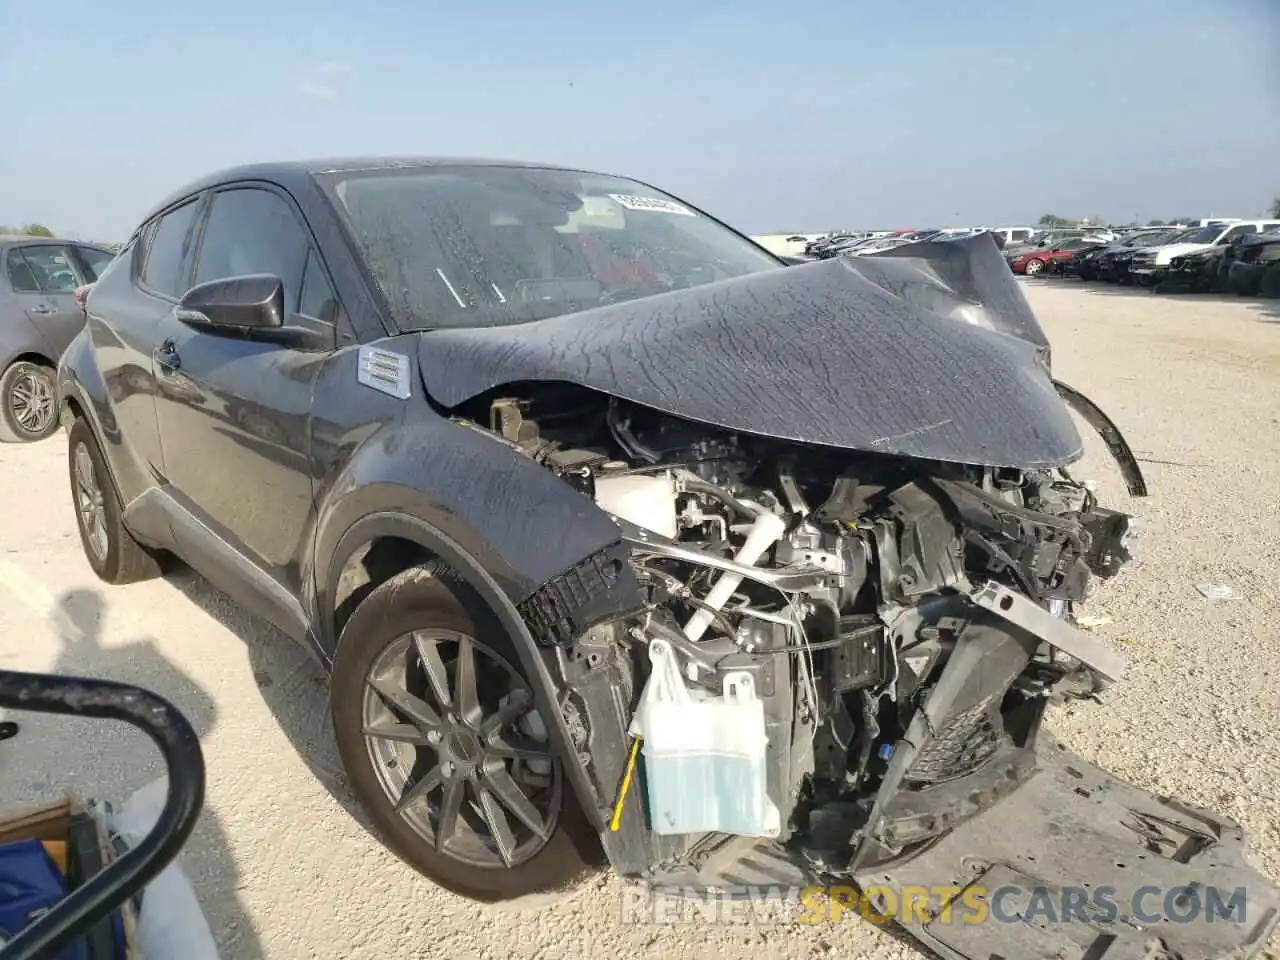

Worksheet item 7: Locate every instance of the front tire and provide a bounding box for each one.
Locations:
[67,417,162,584]
[1024,258,1045,277]
[0,360,59,443]
[331,564,600,902]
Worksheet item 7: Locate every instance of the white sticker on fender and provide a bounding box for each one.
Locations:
[608,193,695,216]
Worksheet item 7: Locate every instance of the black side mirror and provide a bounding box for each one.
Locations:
[177,274,284,331]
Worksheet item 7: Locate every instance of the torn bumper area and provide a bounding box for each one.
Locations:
[855,740,1280,960]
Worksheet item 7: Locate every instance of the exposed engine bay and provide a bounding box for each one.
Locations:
[459,385,1140,879]
[407,242,1280,959]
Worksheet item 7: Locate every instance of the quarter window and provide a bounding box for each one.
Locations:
[141,199,202,298]
[298,248,340,325]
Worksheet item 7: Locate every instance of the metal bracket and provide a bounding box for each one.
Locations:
[969,581,1127,682]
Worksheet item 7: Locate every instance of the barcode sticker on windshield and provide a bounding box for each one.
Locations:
[608,194,695,216]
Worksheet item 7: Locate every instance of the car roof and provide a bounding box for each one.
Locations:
[140,155,604,227]
[0,234,106,247]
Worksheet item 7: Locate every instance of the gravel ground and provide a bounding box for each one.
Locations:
[0,281,1277,959]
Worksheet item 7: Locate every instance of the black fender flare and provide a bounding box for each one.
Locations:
[324,510,608,830]
[1052,380,1148,497]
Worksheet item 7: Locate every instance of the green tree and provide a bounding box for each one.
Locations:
[0,223,56,236]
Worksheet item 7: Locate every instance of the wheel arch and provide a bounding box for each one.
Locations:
[4,349,57,371]
[322,510,609,830]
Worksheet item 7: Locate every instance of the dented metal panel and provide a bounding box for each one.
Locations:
[416,236,1085,469]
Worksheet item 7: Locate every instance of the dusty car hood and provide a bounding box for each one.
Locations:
[1152,242,1215,264]
[416,234,1083,468]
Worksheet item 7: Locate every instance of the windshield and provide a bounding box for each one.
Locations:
[1129,231,1175,246]
[1178,226,1222,245]
[324,165,781,329]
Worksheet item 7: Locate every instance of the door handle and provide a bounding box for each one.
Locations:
[154,339,181,373]
[29,304,55,315]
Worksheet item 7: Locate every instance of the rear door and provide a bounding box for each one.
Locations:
[150,183,343,632]
[4,243,91,356]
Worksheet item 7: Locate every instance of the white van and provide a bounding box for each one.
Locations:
[990,226,1038,245]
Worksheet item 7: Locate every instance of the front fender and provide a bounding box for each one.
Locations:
[311,413,628,629]
[321,509,613,829]
[311,414,639,831]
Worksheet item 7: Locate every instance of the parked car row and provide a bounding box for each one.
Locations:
[1013,220,1280,296]
[804,226,1007,259]
[804,223,1130,261]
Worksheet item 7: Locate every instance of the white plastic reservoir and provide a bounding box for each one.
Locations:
[635,637,779,837]
[593,471,678,538]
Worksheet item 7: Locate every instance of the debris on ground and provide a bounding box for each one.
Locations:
[1076,613,1114,629]
[1196,583,1239,601]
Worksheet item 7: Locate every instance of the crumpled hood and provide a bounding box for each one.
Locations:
[416,234,1083,468]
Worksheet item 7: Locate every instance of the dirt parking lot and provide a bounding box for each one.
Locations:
[1,282,1278,959]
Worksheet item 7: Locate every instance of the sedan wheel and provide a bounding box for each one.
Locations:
[1024,258,1046,277]
[0,361,58,443]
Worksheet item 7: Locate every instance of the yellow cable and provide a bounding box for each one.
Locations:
[609,737,643,832]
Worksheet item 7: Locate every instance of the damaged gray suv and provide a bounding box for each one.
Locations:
[58,158,1280,959]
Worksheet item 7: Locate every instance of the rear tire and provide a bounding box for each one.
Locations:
[1024,258,1045,277]
[331,564,601,902]
[67,417,162,584]
[0,360,59,443]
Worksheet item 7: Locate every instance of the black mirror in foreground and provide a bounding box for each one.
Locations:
[0,671,206,960]
[177,274,284,331]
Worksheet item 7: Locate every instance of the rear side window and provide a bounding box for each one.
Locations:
[141,199,202,298]
[1222,224,1260,242]
[5,245,82,293]
[5,249,43,292]
[193,187,309,313]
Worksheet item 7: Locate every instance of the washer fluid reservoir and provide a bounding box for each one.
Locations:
[593,471,678,539]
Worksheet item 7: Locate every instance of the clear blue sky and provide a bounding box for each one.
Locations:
[2,0,1277,240]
